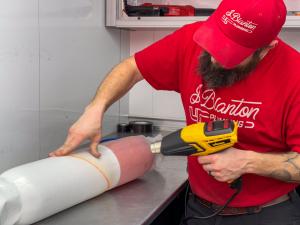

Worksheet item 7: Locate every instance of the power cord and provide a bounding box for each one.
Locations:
[182,178,242,224]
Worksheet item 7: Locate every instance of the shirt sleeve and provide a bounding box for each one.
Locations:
[134,24,194,92]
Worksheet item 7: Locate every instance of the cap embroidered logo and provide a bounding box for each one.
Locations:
[222,10,258,34]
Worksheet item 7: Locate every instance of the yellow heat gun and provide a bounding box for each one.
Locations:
[150,120,238,156]
[151,119,240,188]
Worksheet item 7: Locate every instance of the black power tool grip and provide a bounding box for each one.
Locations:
[160,129,198,156]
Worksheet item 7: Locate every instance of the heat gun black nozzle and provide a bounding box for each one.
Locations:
[160,129,198,156]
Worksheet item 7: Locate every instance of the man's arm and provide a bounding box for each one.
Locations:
[49,56,143,157]
[247,151,300,183]
[198,148,300,183]
[90,56,143,113]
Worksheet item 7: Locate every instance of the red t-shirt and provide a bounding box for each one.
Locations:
[134,21,300,207]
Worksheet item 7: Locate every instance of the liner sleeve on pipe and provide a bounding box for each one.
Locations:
[0,135,154,225]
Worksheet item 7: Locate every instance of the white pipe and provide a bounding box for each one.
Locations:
[0,136,154,225]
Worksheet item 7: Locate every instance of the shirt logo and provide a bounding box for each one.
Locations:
[189,85,262,129]
[222,9,258,33]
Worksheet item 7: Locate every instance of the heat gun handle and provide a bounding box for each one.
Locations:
[160,129,198,156]
[229,177,242,190]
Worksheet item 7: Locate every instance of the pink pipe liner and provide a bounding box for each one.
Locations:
[104,135,154,186]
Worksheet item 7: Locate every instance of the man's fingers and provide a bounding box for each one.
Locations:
[89,135,101,158]
[202,164,214,173]
[49,134,85,157]
[197,155,215,165]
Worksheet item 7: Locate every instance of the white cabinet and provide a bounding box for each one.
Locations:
[106,0,300,28]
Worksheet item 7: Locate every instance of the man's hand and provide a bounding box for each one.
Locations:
[48,56,143,158]
[49,107,102,158]
[198,148,251,182]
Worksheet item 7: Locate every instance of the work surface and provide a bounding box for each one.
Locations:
[33,155,187,225]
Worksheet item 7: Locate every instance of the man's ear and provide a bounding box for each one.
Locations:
[259,40,278,59]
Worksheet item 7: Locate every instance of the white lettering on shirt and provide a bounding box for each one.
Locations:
[189,85,262,128]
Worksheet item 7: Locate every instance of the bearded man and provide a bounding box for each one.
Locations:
[51,0,300,224]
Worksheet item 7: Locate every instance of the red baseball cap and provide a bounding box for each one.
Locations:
[193,0,287,69]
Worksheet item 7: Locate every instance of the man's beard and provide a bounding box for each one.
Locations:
[198,50,262,89]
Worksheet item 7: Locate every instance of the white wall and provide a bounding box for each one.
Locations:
[38,0,125,158]
[128,28,300,122]
[129,29,185,121]
[0,0,127,172]
[0,0,40,172]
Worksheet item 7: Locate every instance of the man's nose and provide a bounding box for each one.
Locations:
[211,56,217,64]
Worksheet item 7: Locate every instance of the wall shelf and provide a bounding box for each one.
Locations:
[106,1,300,29]
[109,15,300,29]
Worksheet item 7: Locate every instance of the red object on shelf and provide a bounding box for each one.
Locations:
[141,3,195,16]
